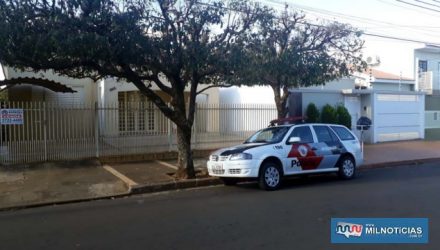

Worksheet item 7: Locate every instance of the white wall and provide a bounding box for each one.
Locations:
[371,82,413,91]
[102,78,220,105]
[304,78,355,91]
[219,86,274,104]
[218,86,277,132]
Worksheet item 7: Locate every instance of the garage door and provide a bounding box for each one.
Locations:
[375,94,424,142]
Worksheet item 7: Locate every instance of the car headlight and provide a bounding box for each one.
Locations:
[229,153,252,161]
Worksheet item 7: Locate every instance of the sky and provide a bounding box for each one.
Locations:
[258,0,440,78]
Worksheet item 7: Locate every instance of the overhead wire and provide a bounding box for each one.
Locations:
[414,0,440,9]
[266,0,440,32]
[375,0,440,17]
[395,0,440,12]
[262,0,440,44]
[195,0,440,46]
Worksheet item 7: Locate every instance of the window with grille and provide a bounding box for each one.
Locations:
[118,91,155,132]
[418,60,427,73]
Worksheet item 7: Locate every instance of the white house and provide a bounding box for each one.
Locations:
[217,67,424,143]
[0,66,221,135]
[415,45,440,140]
[289,68,424,143]
[2,67,220,106]
[0,66,237,164]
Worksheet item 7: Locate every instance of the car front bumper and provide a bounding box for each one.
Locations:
[207,159,260,178]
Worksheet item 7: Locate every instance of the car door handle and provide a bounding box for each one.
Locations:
[311,147,318,151]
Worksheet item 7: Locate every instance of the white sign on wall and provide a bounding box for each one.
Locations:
[0,109,24,125]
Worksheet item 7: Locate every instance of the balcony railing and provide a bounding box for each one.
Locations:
[418,71,433,94]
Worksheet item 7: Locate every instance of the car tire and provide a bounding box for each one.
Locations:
[220,177,239,186]
[338,155,356,180]
[258,161,283,191]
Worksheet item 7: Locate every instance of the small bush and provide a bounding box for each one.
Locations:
[305,103,320,123]
[336,105,352,129]
[321,104,337,124]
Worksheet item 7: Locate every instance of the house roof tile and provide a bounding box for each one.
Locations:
[364,68,413,81]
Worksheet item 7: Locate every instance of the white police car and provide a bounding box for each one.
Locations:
[207,123,363,190]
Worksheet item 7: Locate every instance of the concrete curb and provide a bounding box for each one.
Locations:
[130,177,223,195]
[360,157,440,171]
[2,157,440,212]
[0,177,223,212]
[0,192,130,212]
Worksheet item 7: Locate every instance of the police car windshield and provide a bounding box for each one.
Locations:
[245,126,289,144]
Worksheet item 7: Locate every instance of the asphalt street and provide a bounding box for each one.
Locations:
[1,162,440,250]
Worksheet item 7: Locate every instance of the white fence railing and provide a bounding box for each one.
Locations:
[0,102,277,165]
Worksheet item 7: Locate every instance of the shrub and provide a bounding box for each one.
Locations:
[305,103,320,123]
[336,105,352,129]
[321,104,337,124]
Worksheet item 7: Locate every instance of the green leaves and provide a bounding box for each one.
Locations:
[336,105,352,129]
[232,5,366,117]
[321,104,338,124]
[306,103,320,123]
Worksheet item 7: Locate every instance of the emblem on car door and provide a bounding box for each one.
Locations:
[298,145,308,157]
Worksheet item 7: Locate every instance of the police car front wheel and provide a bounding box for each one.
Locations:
[259,162,282,191]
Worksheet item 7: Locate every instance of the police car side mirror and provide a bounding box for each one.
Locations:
[288,137,301,144]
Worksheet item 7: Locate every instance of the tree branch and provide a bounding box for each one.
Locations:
[196,83,233,95]
[139,73,173,95]
[120,63,178,123]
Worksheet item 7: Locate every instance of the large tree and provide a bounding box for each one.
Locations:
[0,0,265,178]
[239,6,366,118]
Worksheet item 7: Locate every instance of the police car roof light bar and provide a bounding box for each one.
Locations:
[269,116,306,127]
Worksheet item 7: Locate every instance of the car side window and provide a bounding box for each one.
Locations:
[313,125,339,143]
[287,126,314,144]
[331,126,356,141]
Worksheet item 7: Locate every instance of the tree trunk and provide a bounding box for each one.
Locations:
[175,125,196,179]
[272,85,289,119]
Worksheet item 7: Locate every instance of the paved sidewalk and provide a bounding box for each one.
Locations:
[0,140,439,210]
[364,140,440,166]
[0,160,128,210]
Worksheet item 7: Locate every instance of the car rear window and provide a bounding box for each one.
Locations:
[331,126,356,141]
[313,125,339,143]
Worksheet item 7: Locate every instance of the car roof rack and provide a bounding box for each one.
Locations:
[269,116,306,127]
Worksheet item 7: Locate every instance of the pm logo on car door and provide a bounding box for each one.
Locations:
[287,144,324,170]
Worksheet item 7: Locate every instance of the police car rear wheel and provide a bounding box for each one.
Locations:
[259,162,282,191]
[220,177,238,186]
[338,156,355,179]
